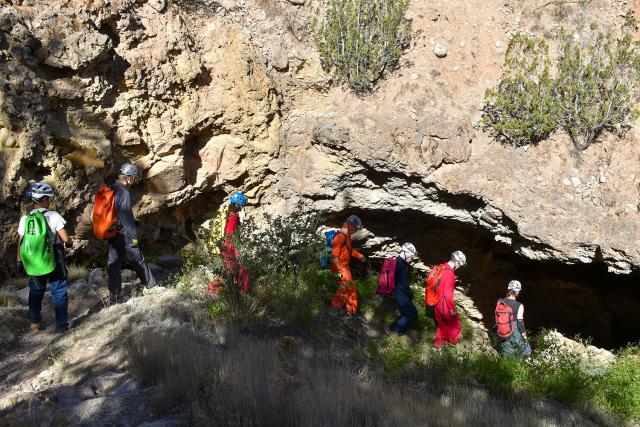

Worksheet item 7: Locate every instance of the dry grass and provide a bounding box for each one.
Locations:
[127,324,592,426]
[2,277,29,289]
[0,292,18,307]
[66,263,89,282]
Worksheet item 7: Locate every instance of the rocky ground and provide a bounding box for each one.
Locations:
[0,259,184,426]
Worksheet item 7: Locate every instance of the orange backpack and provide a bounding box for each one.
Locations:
[93,187,119,240]
[425,264,447,307]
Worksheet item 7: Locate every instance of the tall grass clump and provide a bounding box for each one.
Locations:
[596,345,640,421]
[313,0,411,94]
[484,20,640,151]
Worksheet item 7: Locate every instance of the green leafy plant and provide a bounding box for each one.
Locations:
[484,33,559,146]
[556,24,640,150]
[313,0,411,94]
[484,22,640,151]
[597,345,640,421]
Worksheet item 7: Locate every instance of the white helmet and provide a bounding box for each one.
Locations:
[507,280,522,293]
[401,242,417,257]
[451,250,467,267]
[28,182,55,201]
[120,163,140,179]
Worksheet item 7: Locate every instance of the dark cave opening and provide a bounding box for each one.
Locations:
[327,209,640,349]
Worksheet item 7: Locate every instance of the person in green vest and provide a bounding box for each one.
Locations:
[16,182,71,332]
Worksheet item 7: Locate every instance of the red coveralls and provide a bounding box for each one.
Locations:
[222,210,249,294]
[330,227,365,315]
[433,264,461,348]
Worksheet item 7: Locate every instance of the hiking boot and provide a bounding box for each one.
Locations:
[347,312,363,321]
[336,308,348,319]
[30,323,44,331]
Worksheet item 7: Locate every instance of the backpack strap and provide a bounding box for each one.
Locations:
[335,230,352,257]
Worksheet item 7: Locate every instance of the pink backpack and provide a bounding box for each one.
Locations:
[376,258,397,296]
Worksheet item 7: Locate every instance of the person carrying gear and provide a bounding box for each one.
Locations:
[495,280,532,358]
[16,182,71,332]
[433,251,466,348]
[388,243,419,335]
[222,191,249,294]
[330,215,366,316]
[106,164,156,302]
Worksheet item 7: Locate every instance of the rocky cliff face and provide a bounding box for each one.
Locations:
[1,0,639,346]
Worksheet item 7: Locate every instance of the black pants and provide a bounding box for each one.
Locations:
[107,233,156,295]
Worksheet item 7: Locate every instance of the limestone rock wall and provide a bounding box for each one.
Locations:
[0,0,282,271]
[0,0,639,327]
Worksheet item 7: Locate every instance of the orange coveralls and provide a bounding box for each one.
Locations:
[330,227,365,315]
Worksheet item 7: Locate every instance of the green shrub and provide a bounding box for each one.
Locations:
[556,24,640,150]
[234,209,324,279]
[484,33,559,146]
[313,0,411,94]
[485,22,640,150]
[597,345,640,421]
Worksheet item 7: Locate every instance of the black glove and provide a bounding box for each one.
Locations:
[16,261,25,276]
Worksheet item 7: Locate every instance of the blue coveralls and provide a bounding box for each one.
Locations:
[389,256,418,334]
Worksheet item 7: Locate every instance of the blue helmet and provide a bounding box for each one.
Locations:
[229,191,248,207]
[345,215,362,230]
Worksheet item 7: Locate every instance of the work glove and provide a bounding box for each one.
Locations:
[16,261,25,276]
[131,238,139,248]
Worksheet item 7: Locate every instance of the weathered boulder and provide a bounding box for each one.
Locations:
[88,268,106,288]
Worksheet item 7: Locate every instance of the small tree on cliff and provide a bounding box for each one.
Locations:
[313,0,411,94]
[555,22,640,150]
[484,20,640,151]
[483,33,559,146]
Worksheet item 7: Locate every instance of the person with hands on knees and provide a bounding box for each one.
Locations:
[330,215,366,316]
[432,251,467,348]
[107,163,156,303]
[17,182,71,333]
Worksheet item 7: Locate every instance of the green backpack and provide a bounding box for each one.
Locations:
[20,211,56,276]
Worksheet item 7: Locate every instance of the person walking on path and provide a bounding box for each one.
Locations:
[330,215,366,316]
[16,182,71,332]
[107,164,156,302]
[495,280,532,358]
[432,251,466,348]
[388,243,419,336]
[221,191,249,294]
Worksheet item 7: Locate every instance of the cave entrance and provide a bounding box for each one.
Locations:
[327,209,640,349]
